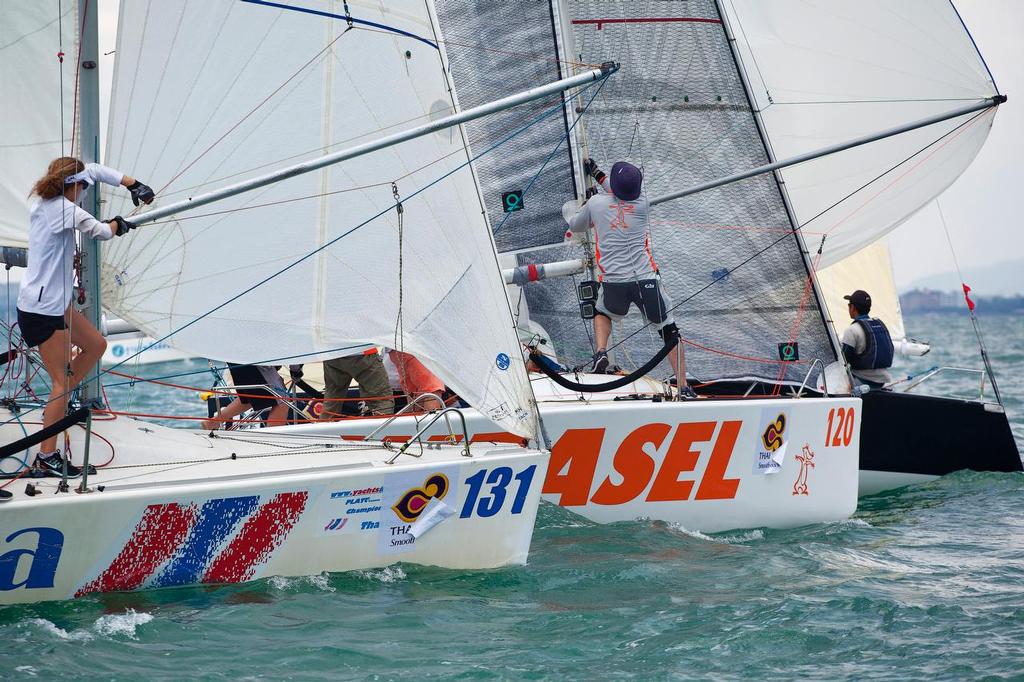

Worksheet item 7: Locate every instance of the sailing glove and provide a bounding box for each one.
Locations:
[110,216,138,237]
[582,158,606,183]
[289,364,304,380]
[127,180,155,206]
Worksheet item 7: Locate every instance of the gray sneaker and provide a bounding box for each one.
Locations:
[591,350,610,374]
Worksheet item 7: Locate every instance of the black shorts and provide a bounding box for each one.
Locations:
[227,363,279,412]
[595,279,673,328]
[17,308,66,348]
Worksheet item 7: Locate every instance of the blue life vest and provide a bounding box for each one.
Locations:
[850,316,894,370]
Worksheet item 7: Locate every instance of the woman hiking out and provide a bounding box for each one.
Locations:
[17,156,153,479]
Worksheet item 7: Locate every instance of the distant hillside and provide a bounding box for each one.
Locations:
[900,288,1024,315]
[904,258,1024,296]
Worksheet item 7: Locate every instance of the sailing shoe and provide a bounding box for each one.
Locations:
[32,451,95,479]
[0,489,11,502]
[591,350,610,374]
[679,385,699,400]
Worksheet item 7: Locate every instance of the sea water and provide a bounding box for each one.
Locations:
[0,311,1021,680]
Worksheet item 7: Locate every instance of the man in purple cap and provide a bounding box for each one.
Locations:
[567,158,693,397]
[841,289,893,388]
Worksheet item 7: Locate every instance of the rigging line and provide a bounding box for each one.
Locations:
[140,28,351,206]
[601,107,989,360]
[819,108,991,236]
[240,0,439,49]
[936,199,1002,404]
[492,77,607,236]
[96,85,594,383]
[67,0,89,158]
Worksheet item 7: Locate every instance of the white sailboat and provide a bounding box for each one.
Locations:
[278,0,1016,511]
[0,0,596,605]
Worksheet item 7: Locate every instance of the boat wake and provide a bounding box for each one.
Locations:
[21,609,153,642]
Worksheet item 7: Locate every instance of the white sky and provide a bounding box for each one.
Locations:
[887,0,1024,289]
[95,0,1023,290]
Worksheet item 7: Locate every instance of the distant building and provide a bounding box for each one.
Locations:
[900,288,1024,314]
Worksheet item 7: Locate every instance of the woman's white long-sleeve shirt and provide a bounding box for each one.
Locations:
[17,164,122,316]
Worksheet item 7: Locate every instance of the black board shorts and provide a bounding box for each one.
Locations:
[595,279,673,328]
[227,363,279,412]
[17,308,67,348]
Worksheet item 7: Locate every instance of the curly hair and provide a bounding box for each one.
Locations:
[31,157,85,200]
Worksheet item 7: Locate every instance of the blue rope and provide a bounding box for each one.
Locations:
[240,0,439,49]
[492,75,607,235]
[0,79,606,428]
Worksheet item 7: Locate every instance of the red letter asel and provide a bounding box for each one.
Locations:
[646,421,716,502]
[544,428,604,506]
[695,420,741,500]
[591,423,669,505]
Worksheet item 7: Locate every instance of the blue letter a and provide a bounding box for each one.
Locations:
[0,527,64,590]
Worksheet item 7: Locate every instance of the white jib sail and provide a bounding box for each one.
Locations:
[723,0,999,268]
[815,239,906,341]
[102,1,537,438]
[0,1,79,248]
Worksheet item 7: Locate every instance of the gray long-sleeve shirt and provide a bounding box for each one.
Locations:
[567,180,657,283]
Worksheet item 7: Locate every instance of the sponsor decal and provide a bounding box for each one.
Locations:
[0,528,64,591]
[495,353,511,370]
[378,466,460,556]
[543,421,742,506]
[324,518,348,532]
[112,344,126,357]
[392,474,449,523]
[753,409,790,475]
[75,491,308,596]
[793,444,815,496]
[319,486,383,535]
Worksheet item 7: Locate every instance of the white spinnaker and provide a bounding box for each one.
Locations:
[0,1,79,248]
[723,0,999,268]
[103,1,537,438]
[816,240,906,341]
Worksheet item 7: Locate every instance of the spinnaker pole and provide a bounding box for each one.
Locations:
[649,96,1005,209]
[132,64,618,227]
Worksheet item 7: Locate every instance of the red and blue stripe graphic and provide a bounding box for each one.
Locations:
[76,491,307,597]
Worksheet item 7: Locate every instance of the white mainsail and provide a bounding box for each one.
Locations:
[0,1,79,248]
[102,1,538,438]
[722,0,1000,268]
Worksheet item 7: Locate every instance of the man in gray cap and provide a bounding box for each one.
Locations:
[841,289,894,388]
[567,158,693,397]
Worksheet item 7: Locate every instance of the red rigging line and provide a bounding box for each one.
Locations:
[68,0,91,159]
[572,17,722,29]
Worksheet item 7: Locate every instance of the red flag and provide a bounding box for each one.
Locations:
[962,283,976,312]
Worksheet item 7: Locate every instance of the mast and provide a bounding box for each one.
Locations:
[77,0,103,405]
[714,0,845,379]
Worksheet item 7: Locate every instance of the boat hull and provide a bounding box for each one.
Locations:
[858,389,1022,495]
[0,417,546,606]
[280,396,861,532]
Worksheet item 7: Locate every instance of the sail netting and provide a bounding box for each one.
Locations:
[432,0,579,253]
[0,1,79,248]
[513,0,838,384]
[101,1,543,438]
[722,0,1000,268]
